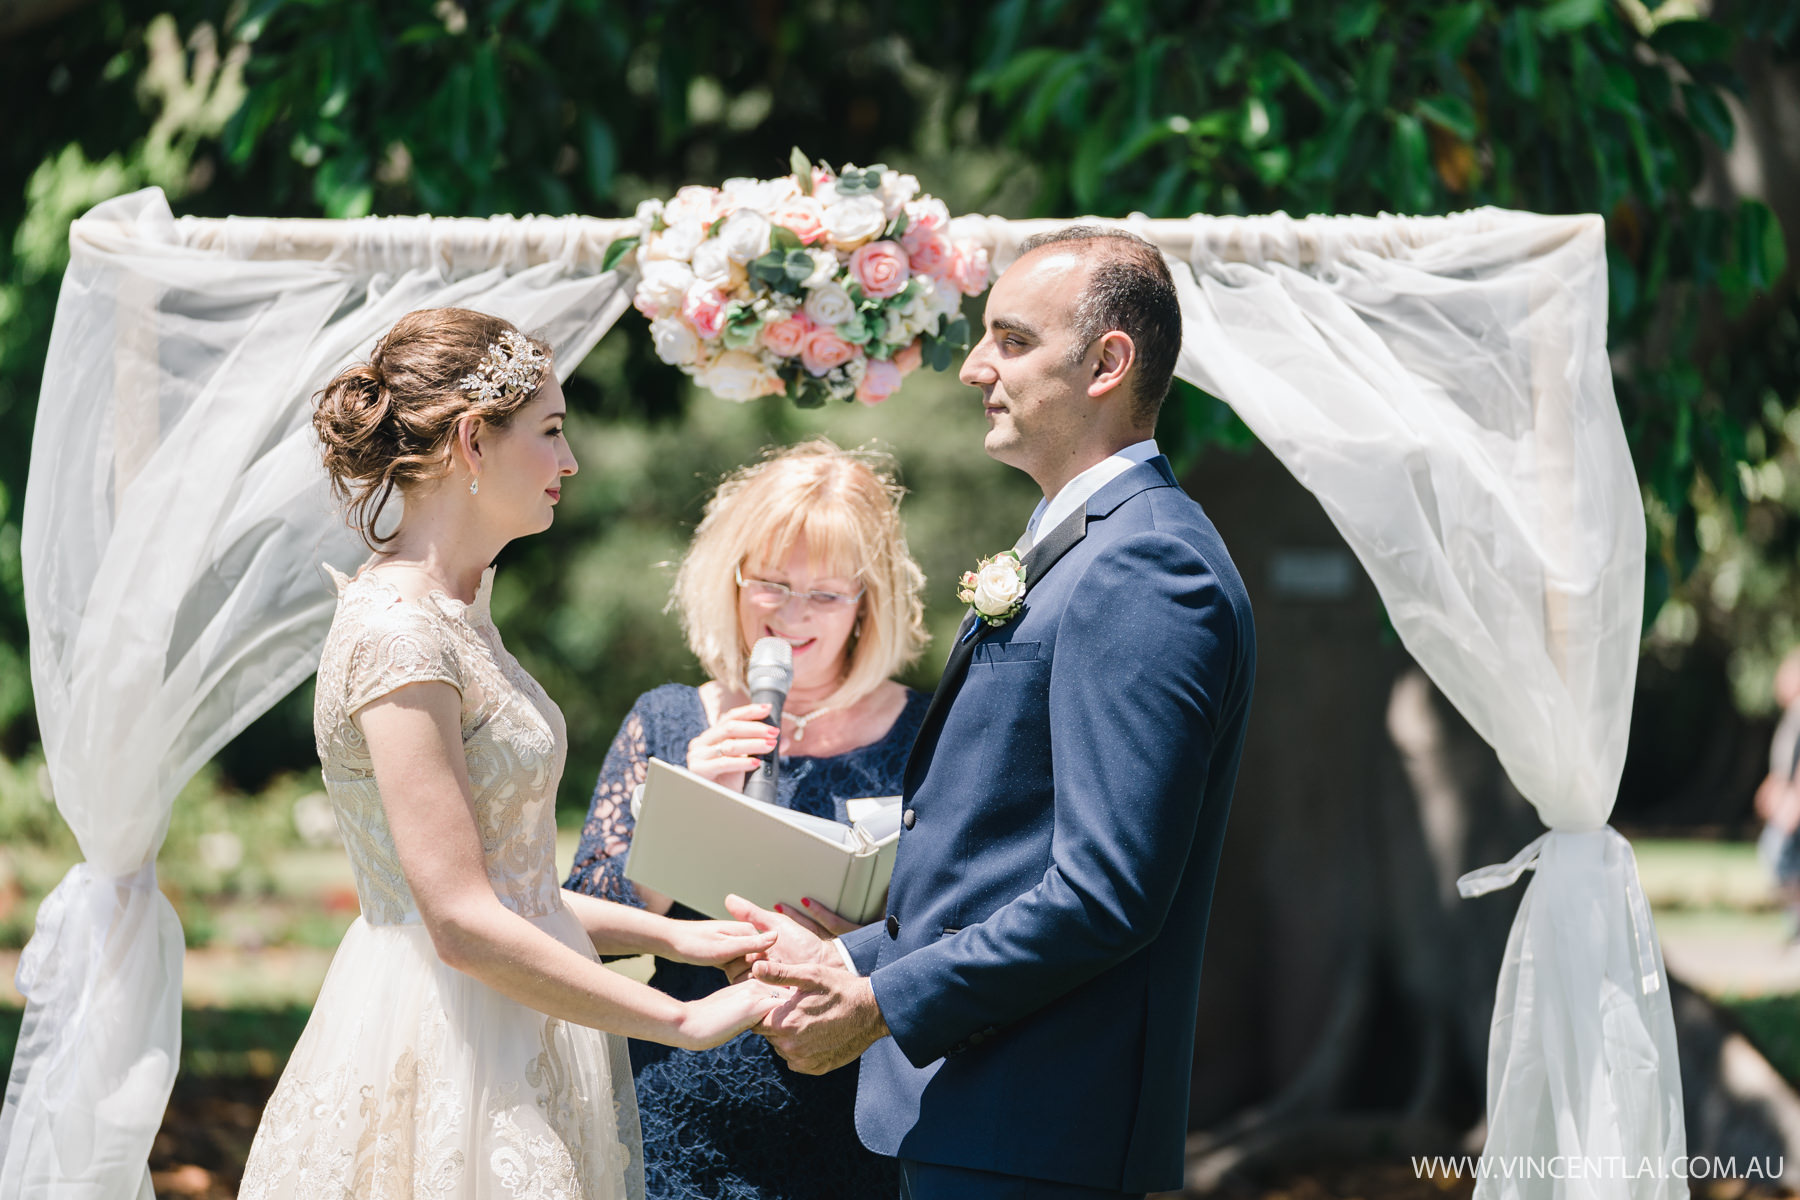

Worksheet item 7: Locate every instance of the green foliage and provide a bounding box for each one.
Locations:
[964,1,1798,545]
[1,1,1798,804]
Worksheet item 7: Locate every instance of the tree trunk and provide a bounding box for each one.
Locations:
[1181,443,1800,1182]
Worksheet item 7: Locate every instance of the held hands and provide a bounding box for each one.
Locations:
[661,919,779,971]
[687,702,781,788]
[721,894,840,981]
[724,894,888,1074]
[673,978,791,1051]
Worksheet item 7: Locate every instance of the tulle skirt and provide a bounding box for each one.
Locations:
[238,907,643,1200]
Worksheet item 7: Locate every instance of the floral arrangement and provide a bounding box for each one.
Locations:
[958,550,1027,627]
[615,150,990,407]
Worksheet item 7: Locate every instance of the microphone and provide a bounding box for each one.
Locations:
[743,636,792,805]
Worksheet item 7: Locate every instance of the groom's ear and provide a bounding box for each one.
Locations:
[1088,330,1135,401]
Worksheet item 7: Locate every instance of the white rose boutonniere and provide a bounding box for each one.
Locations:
[957,550,1027,627]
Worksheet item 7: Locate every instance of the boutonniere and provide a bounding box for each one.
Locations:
[957,550,1027,627]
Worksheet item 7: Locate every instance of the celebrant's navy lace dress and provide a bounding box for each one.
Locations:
[565,682,928,1200]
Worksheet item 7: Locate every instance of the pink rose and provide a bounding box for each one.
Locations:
[771,197,828,246]
[894,339,924,375]
[903,197,950,236]
[952,245,992,297]
[761,313,814,358]
[901,229,952,279]
[801,328,858,377]
[856,358,904,405]
[682,283,730,341]
[849,240,911,299]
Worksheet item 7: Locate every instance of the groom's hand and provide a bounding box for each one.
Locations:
[720,894,839,982]
[750,959,888,1075]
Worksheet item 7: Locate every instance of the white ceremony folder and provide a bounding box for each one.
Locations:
[623,757,901,924]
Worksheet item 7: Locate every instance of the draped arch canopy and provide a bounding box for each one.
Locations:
[1,187,1680,1199]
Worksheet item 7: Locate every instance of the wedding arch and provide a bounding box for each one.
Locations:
[0,179,1680,1199]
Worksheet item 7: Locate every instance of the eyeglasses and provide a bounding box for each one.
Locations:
[735,565,865,610]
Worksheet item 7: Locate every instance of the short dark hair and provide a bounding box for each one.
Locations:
[1015,225,1181,426]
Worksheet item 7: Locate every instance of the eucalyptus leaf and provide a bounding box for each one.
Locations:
[600,236,639,273]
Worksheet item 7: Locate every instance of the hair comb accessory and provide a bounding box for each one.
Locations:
[457,329,548,403]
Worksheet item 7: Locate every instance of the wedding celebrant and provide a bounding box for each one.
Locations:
[564,438,932,1200]
[733,227,1258,1200]
[237,308,789,1200]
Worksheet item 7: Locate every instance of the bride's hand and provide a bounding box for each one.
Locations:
[686,702,781,788]
[723,894,839,973]
[673,979,790,1050]
[661,919,778,969]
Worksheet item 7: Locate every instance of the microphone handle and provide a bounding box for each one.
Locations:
[744,686,785,804]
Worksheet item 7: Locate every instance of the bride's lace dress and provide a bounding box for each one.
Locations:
[239,567,642,1200]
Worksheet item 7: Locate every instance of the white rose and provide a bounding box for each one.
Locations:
[824,195,887,249]
[650,218,704,262]
[900,292,938,337]
[801,248,839,289]
[636,259,695,314]
[719,208,773,264]
[664,185,720,228]
[633,197,665,229]
[927,276,964,320]
[699,348,778,402]
[690,236,733,285]
[879,170,920,220]
[649,316,702,366]
[803,282,856,327]
[812,178,839,207]
[972,559,1025,617]
[882,307,908,345]
[722,176,799,213]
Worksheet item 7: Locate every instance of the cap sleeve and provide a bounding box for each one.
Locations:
[341,602,465,718]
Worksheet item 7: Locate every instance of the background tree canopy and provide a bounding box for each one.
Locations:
[1,0,1796,817]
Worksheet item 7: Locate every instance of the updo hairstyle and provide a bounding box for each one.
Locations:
[313,307,553,548]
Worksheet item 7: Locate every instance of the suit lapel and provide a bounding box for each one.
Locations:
[1019,507,1088,589]
[910,611,984,761]
[907,509,1092,774]
[905,457,1179,792]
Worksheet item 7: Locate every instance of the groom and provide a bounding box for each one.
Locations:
[736,226,1256,1199]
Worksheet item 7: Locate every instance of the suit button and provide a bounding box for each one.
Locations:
[885,914,901,939]
[902,808,916,830]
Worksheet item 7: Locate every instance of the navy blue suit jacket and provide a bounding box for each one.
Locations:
[842,456,1255,1194]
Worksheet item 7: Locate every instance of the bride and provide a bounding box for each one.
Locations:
[238,308,786,1199]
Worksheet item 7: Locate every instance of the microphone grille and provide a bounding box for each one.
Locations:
[746,636,793,693]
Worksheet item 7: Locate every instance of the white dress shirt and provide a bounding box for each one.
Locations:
[1019,438,1161,552]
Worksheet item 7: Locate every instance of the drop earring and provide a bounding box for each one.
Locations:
[469,478,480,496]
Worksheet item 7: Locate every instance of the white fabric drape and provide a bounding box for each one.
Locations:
[9,192,1676,1196]
[2,188,636,1198]
[960,209,1681,1196]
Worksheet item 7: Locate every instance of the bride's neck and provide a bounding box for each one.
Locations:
[376,503,504,603]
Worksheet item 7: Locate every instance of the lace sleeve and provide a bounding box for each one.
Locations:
[564,702,651,906]
[342,605,463,719]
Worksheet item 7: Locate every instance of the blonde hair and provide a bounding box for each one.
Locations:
[673,440,928,708]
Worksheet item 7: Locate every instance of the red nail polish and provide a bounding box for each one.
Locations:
[800,898,812,907]
[774,904,785,914]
